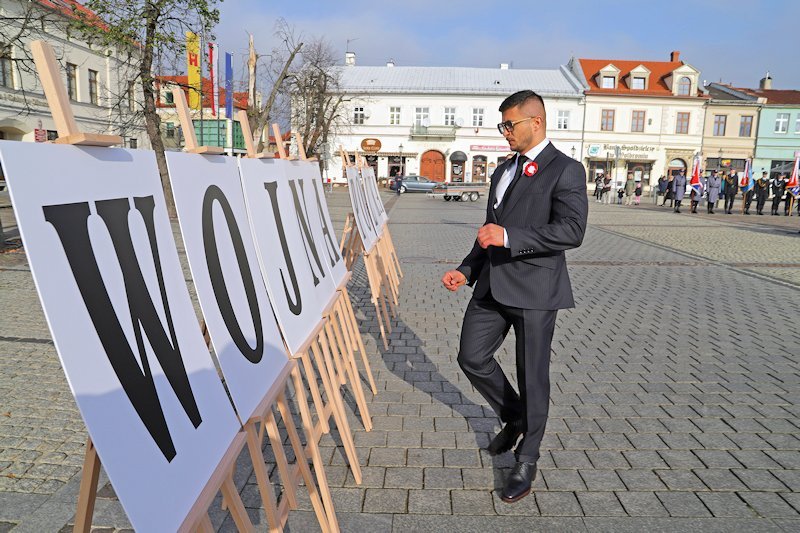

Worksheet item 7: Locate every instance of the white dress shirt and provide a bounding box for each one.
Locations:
[494,138,550,247]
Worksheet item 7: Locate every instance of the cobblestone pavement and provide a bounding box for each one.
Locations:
[1,187,799,532]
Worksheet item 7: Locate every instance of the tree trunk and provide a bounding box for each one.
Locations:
[141,2,176,218]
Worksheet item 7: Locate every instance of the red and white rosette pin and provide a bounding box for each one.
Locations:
[523,161,539,177]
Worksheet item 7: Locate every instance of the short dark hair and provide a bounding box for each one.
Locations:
[499,90,545,112]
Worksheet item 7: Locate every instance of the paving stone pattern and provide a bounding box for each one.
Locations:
[0,188,799,531]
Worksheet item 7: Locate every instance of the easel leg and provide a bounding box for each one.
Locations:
[290,367,339,532]
[244,422,281,533]
[197,514,214,533]
[73,437,100,533]
[324,319,372,432]
[340,288,378,395]
[220,475,255,533]
[263,411,298,509]
[298,350,330,434]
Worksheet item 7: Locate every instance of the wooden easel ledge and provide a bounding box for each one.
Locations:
[236,110,273,158]
[30,40,122,147]
[172,87,224,155]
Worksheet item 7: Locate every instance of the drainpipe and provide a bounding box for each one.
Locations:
[579,95,587,174]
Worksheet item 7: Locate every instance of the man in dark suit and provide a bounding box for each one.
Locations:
[441,90,588,503]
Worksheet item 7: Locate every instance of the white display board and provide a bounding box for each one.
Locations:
[345,166,378,251]
[294,161,349,289]
[0,141,241,532]
[361,166,389,227]
[238,157,322,354]
[166,152,290,421]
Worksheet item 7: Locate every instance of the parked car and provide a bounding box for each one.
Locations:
[388,175,438,193]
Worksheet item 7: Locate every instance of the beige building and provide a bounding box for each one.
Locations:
[701,83,762,173]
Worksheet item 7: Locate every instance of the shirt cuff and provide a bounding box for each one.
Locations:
[503,229,509,248]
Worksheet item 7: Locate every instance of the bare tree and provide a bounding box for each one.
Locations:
[74,0,220,217]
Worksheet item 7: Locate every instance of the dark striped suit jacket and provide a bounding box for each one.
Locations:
[456,142,588,310]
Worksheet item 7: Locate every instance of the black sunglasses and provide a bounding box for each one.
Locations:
[497,116,537,134]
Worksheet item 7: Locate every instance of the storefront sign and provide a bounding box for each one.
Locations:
[592,143,657,161]
[360,138,381,152]
[470,144,510,152]
[587,144,601,157]
[34,128,46,143]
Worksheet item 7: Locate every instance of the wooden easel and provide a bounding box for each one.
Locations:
[29,39,255,532]
[269,124,373,431]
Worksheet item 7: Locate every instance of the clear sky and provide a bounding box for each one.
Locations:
[213,0,799,89]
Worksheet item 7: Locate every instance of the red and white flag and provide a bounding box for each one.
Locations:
[207,43,219,117]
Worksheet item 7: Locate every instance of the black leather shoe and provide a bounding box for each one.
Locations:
[486,421,523,456]
[501,461,537,503]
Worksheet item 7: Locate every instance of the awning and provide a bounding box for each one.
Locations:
[450,151,468,162]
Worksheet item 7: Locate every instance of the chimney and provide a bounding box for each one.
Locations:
[500,63,509,70]
[386,59,395,67]
[760,71,772,90]
[670,50,680,62]
[345,51,356,66]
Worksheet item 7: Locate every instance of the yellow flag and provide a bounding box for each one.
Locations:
[186,32,201,110]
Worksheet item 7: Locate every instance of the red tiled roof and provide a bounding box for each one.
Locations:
[156,75,249,110]
[728,86,800,105]
[36,0,107,29]
[578,58,703,98]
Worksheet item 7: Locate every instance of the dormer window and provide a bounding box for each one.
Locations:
[678,76,691,96]
[596,64,621,90]
[632,77,646,90]
[602,76,615,89]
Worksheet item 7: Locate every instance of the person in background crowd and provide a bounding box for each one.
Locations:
[771,173,786,215]
[743,172,761,215]
[602,174,612,204]
[755,172,770,215]
[617,187,624,204]
[395,174,403,196]
[594,173,604,202]
[706,170,721,214]
[634,179,643,205]
[662,176,675,207]
[624,173,636,205]
[723,171,738,214]
[672,171,686,213]
[657,175,667,202]
[689,173,702,214]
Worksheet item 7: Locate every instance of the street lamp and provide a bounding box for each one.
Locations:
[570,146,576,160]
[398,143,404,176]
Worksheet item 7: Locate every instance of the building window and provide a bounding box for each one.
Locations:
[795,116,800,134]
[0,45,13,89]
[165,122,175,138]
[472,107,484,127]
[128,138,138,149]
[444,107,456,126]
[600,109,615,131]
[46,130,58,141]
[739,115,753,137]
[66,63,78,101]
[675,112,690,134]
[631,110,645,132]
[88,69,98,105]
[557,110,569,130]
[631,77,645,90]
[775,113,789,133]
[713,114,727,136]
[414,107,429,126]
[353,106,365,125]
[127,80,135,112]
[164,91,174,105]
[678,76,691,96]
[601,76,615,89]
[389,106,400,125]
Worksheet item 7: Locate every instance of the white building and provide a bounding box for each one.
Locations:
[326,54,585,183]
[568,51,706,190]
[0,0,146,148]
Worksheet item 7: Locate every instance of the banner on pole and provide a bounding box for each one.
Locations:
[225,52,233,118]
[186,32,201,110]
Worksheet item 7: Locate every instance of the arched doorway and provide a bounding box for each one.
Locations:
[667,158,686,178]
[420,150,445,182]
[472,155,488,182]
[449,151,467,182]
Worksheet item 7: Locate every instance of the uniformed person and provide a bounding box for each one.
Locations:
[755,172,770,215]
[723,172,738,214]
[706,170,721,214]
[672,171,687,213]
[771,173,786,215]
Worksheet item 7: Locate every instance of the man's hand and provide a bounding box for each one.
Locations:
[442,269,467,292]
[477,223,505,249]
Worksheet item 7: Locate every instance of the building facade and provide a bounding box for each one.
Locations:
[0,0,147,148]
[702,83,761,173]
[569,51,706,190]
[324,56,585,183]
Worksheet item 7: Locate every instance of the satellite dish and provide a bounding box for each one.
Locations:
[422,117,431,127]
[455,117,464,127]
[364,108,371,119]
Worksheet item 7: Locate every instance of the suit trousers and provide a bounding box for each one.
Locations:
[457,294,557,463]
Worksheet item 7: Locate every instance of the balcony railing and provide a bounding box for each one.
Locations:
[410,124,458,140]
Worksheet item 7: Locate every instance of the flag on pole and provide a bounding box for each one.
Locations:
[225,52,233,118]
[740,159,754,193]
[787,157,800,197]
[689,155,704,195]
[208,43,219,117]
[186,32,201,110]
